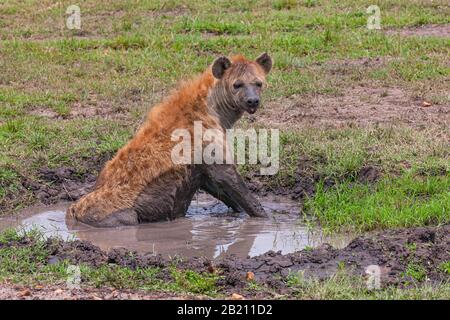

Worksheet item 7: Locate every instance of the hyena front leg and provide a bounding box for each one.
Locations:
[202,164,267,218]
[201,179,242,212]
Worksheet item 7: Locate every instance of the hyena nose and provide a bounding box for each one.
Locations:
[246,97,260,108]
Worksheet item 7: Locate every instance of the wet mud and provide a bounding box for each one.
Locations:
[1,211,448,293]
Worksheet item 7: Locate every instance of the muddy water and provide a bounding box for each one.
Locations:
[0,194,352,259]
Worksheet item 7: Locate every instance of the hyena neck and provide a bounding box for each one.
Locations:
[207,86,243,129]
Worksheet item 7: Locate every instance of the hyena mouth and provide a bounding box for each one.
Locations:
[247,106,258,114]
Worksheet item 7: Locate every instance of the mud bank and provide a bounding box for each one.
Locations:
[20,153,112,205]
[3,224,448,294]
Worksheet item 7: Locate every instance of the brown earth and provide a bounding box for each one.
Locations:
[21,163,99,205]
[385,24,450,38]
[4,152,105,214]
[0,283,201,300]
[54,225,450,286]
[28,96,145,120]
[1,224,448,299]
[255,85,449,129]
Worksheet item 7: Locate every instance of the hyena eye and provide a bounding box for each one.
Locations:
[233,81,243,89]
[255,81,263,88]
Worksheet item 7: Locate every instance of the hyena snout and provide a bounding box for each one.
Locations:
[246,96,260,112]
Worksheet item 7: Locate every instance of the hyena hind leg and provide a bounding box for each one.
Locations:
[67,195,139,227]
[89,208,139,227]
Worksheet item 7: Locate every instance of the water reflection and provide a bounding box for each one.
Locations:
[0,194,352,259]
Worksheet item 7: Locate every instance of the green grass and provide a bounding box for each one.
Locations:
[0,229,49,279]
[304,174,449,232]
[404,263,428,282]
[1,1,449,108]
[278,126,449,181]
[171,268,219,295]
[285,270,450,299]
[439,261,450,276]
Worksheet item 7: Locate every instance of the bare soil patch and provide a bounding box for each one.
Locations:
[256,85,449,129]
[385,24,450,38]
[322,57,392,70]
[29,101,129,120]
[28,108,60,118]
[68,101,118,119]
[0,283,196,300]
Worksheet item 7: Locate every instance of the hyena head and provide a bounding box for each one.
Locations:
[210,53,272,116]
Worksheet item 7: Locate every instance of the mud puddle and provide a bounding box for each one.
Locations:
[0,193,352,259]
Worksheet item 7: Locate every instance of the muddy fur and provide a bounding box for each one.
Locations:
[67,54,272,227]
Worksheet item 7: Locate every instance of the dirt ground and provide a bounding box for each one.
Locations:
[385,24,450,38]
[0,283,196,300]
[258,85,449,129]
[1,224,448,299]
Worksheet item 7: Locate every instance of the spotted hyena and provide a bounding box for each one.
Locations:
[67,53,273,227]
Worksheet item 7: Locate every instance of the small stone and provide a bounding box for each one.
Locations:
[246,271,255,281]
[207,262,216,274]
[422,101,432,107]
[54,288,64,294]
[17,289,31,297]
[230,293,244,300]
[48,256,60,265]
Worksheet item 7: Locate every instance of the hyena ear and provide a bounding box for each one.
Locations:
[212,56,231,79]
[255,52,272,74]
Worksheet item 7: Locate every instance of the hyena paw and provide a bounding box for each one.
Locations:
[247,207,268,218]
